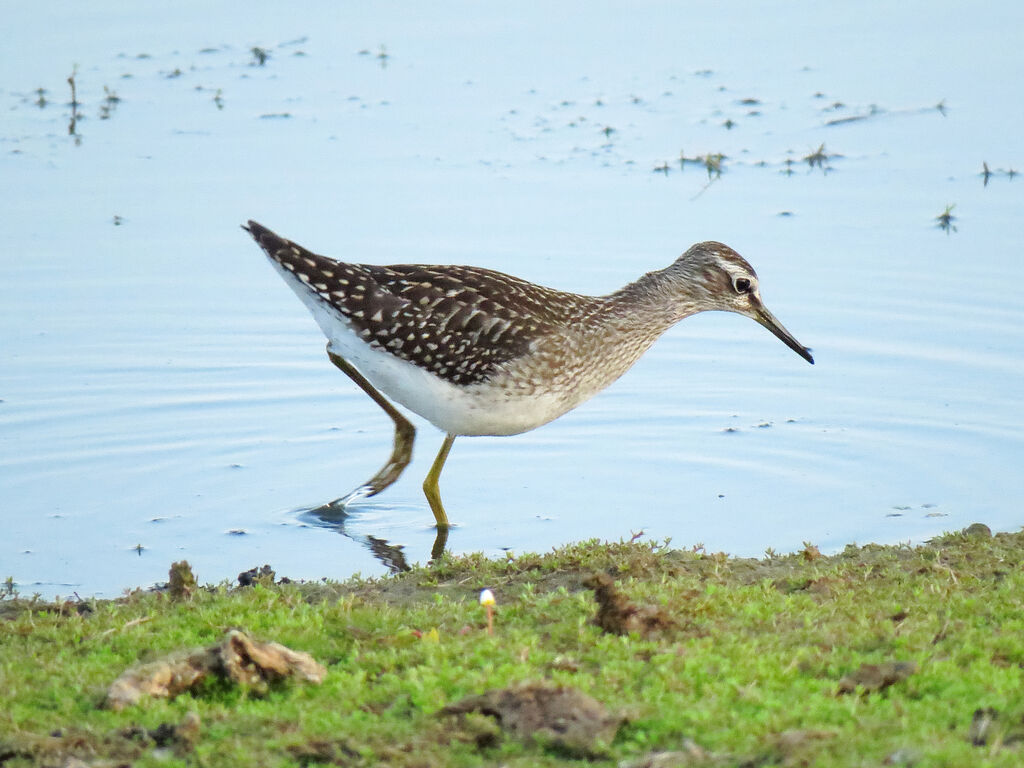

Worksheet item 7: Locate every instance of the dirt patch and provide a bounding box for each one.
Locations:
[585,572,675,638]
[441,681,623,756]
[836,660,917,695]
[0,713,201,766]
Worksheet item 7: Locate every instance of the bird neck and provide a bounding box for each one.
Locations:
[604,265,707,330]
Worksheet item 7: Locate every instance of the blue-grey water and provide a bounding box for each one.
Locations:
[2,1,1022,597]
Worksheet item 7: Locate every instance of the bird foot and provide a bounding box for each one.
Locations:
[338,484,376,507]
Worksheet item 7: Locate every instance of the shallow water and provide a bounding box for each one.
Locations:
[2,1,1023,597]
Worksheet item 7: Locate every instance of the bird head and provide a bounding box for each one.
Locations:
[673,242,814,364]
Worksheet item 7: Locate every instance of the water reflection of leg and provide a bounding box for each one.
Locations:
[363,535,410,573]
[430,525,449,562]
[300,498,409,573]
[299,497,450,574]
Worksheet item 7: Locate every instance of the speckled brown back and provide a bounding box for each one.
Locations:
[246,221,602,386]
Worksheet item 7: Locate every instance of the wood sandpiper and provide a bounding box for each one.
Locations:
[245,221,813,531]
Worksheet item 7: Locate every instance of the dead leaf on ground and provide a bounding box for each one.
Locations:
[220,629,325,687]
[966,706,1024,750]
[618,738,710,767]
[969,707,998,746]
[772,728,836,761]
[584,573,675,639]
[286,738,361,764]
[106,629,326,710]
[441,682,623,756]
[837,661,917,695]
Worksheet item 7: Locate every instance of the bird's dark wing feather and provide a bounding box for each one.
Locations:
[246,221,595,385]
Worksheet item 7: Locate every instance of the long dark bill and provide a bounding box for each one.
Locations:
[752,300,814,364]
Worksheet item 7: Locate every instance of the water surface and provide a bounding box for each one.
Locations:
[2,1,1022,596]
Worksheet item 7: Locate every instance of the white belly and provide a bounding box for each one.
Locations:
[278,264,570,436]
[332,334,568,436]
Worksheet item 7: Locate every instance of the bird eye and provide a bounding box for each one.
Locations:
[734,277,751,293]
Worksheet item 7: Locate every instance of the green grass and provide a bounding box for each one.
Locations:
[2,529,1023,766]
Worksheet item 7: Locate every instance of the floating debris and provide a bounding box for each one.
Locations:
[935,204,957,234]
[678,151,725,178]
[803,143,840,172]
[825,100,945,126]
[98,85,120,119]
[980,161,1018,186]
[67,65,81,143]
[824,105,881,126]
[250,47,270,66]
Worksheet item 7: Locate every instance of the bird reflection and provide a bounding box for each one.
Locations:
[298,497,449,574]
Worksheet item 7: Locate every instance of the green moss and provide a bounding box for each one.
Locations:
[2,530,1023,766]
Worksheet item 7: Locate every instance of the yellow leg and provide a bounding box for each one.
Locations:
[327,347,415,498]
[423,433,456,530]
